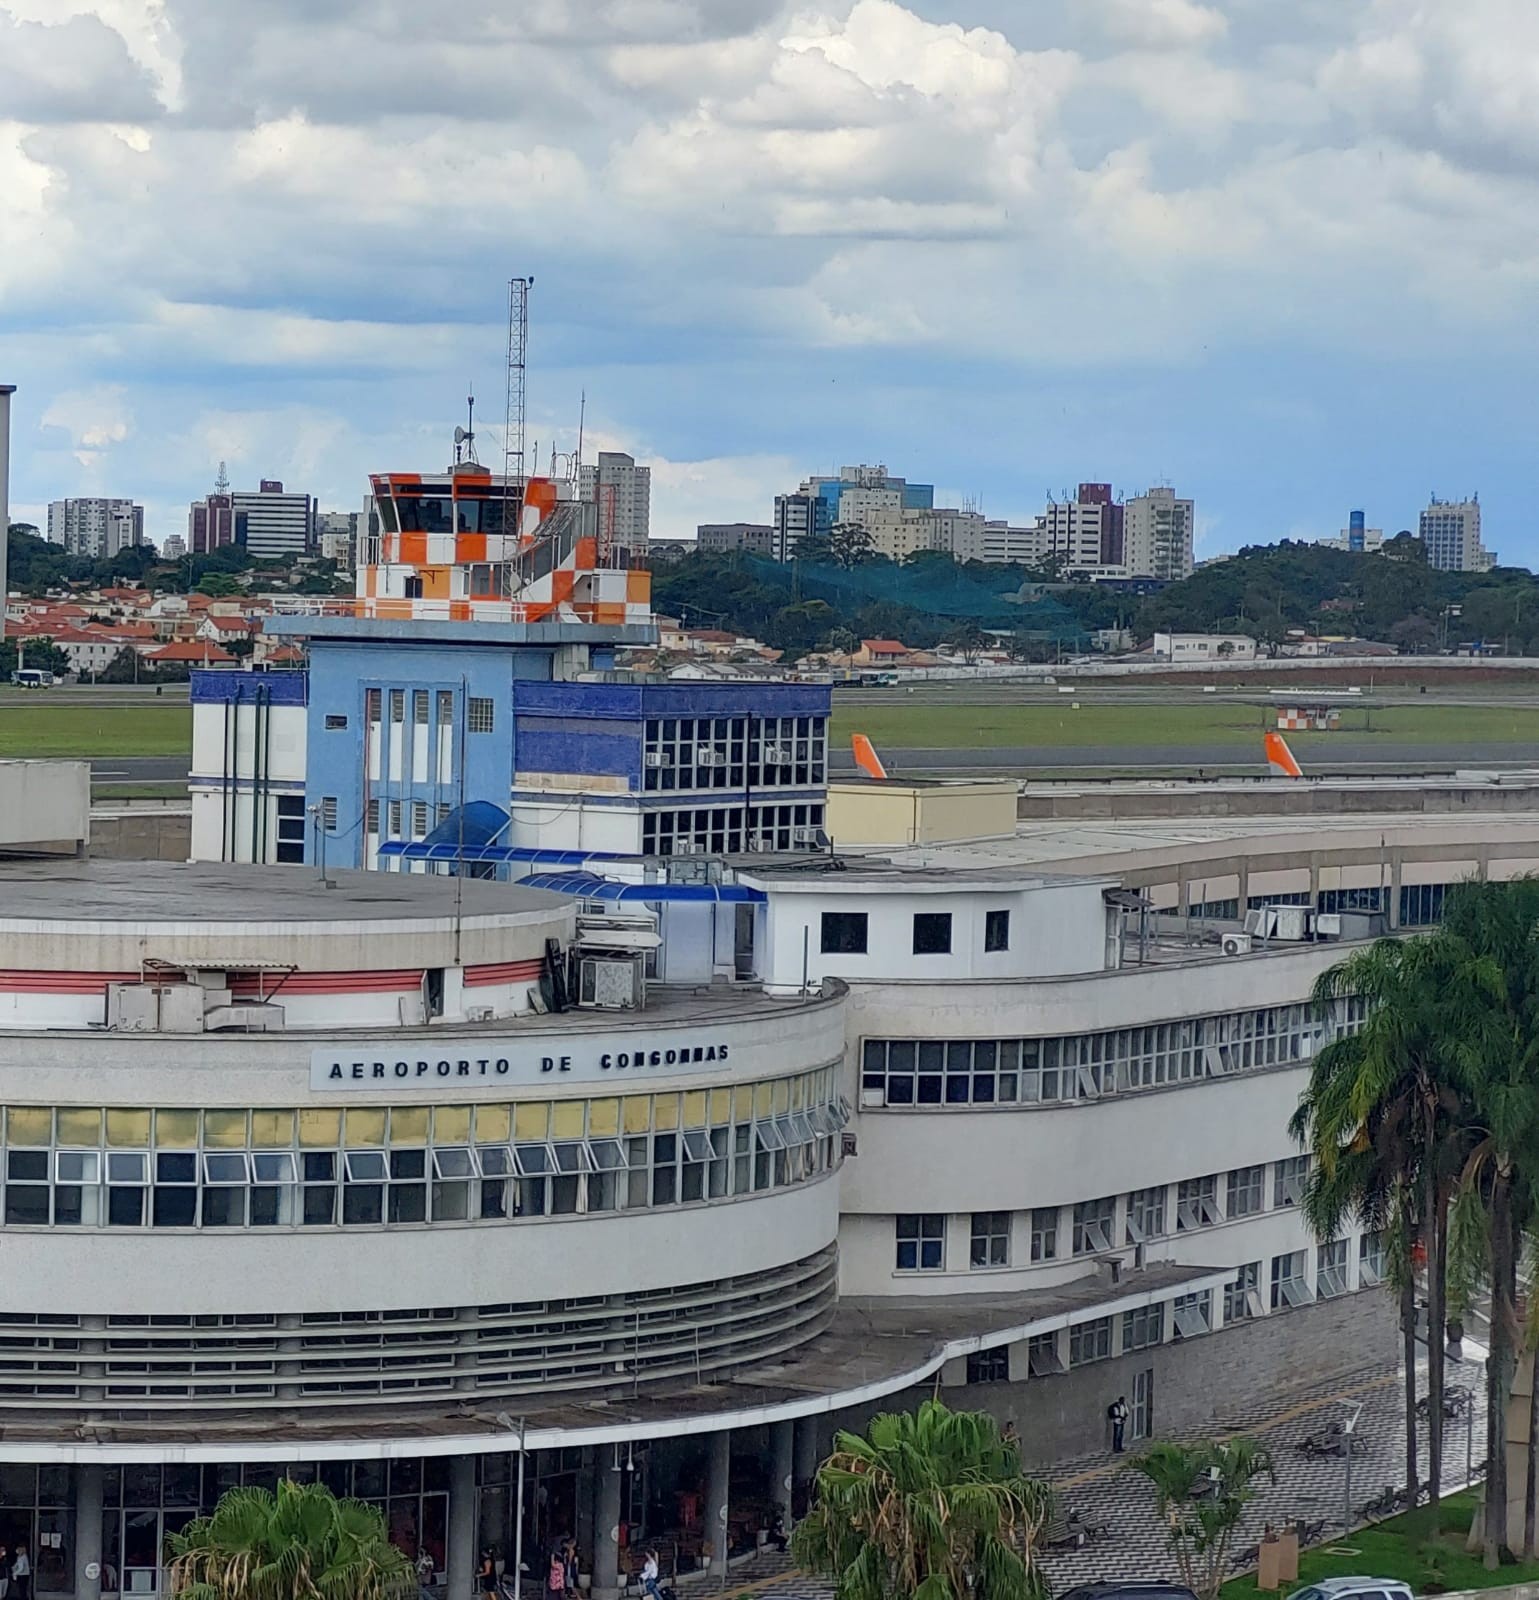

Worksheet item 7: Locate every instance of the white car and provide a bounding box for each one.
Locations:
[1288,1579,1414,1600]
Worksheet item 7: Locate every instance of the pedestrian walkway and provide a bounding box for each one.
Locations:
[732,1351,1486,1600]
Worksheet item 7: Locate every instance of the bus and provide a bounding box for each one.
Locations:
[10,669,55,689]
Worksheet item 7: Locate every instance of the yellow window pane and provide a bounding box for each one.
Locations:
[754,1083,772,1117]
[587,1098,619,1136]
[251,1111,296,1148]
[345,1108,387,1147]
[434,1106,471,1144]
[106,1108,151,1147]
[550,1101,584,1139]
[56,1108,102,1146]
[791,1076,806,1110]
[622,1096,651,1135]
[772,1080,791,1114]
[514,1103,549,1141]
[682,1091,707,1128]
[652,1093,679,1131]
[391,1107,429,1144]
[733,1085,753,1119]
[474,1104,511,1144]
[155,1110,199,1149]
[708,1089,731,1126]
[7,1107,52,1146]
[298,1109,341,1147]
[204,1111,248,1148]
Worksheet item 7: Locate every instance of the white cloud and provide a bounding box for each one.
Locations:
[1089,0,1227,50]
[40,385,134,467]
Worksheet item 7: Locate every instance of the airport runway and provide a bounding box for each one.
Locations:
[827,740,1539,776]
[90,757,190,784]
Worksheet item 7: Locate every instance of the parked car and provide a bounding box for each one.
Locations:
[1287,1579,1415,1600]
[1059,1585,1200,1600]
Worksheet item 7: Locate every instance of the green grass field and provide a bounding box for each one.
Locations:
[0,702,192,759]
[1222,1492,1534,1598]
[831,701,1539,750]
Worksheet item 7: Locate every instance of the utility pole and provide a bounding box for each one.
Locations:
[504,277,533,488]
[0,383,14,646]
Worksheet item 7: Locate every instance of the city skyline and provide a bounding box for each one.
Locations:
[5,0,1539,558]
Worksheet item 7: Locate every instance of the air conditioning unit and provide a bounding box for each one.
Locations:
[644,752,666,768]
[577,954,645,1011]
[671,840,700,856]
[696,749,724,766]
[792,826,822,846]
[747,833,773,852]
[1220,932,1253,957]
[763,745,790,764]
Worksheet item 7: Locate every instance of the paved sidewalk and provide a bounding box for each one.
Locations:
[731,1351,1486,1599]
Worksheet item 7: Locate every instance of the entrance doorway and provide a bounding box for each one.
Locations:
[1131,1367,1155,1442]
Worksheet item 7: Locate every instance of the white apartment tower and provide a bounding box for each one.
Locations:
[1123,486,1195,580]
[579,451,651,552]
[232,481,313,560]
[1419,497,1495,572]
[45,498,144,560]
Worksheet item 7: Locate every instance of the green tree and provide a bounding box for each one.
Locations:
[1125,1439,1274,1600]
[1294,936,1478,1516]
[826,521,877,570]
[196,571,244,598]
[791,1399,1050,1600]
[944,622,989,665]
[166,1478,415,1600]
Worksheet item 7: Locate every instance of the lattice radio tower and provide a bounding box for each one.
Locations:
[503,276,532,486]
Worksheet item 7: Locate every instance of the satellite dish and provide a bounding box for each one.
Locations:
[454,426,468,445]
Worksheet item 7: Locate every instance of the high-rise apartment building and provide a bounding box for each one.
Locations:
[1122,486,1195,580]
[163,533,187,561]
[233,481,313,561]
[976,520,1050,566]
[1042,483,1123,570]
[1419,496,1495,572]
[45,498,144,560]
[1317,510,1385,555]
[578,452,651,552]
[314,511,358,567]
[188,493,239,555]
[772,492,832,562]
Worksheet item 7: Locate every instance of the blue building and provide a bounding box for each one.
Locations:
[190,619,830,876]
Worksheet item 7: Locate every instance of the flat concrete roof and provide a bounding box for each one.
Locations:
[0,859,567,925]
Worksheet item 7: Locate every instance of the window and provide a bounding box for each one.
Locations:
[1122,1303,1164,1353]
[984,909,1010,952]
[1225,1262,1263,1322]
[412,690,429,725]
[324,714,348,731]
[1072,1195,1115,1255]
[274,794,306,866]
[1270,1250,1311,1310]
[1316,1239,1349,1298]
[1069,1317,1112,1367]
[319,796,338,831]
[966,1347,1009,1384]
[389,690,405,724]
[1226,1165,1264,1219]
[1177,1175,1221,1231]
[821,912,868,955]
[411,802,429,836]
[1172,1290,1212,1338]
[1126,1185,1167,1243]
[467,697,495,733]
[1031,1206,1058,1261]
[969,1211,1010,1269]
[912,913,952,956]
[365,688,381,722]
[1027,1332,1065,1376]
[1274,1155,1310,1208]
[1359,1231,1386,1286]
[896,1213,945,1272]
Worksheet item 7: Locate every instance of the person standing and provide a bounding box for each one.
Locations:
[640,1548,661,1600]
[10,1542,30,1600]
[0,1539,11,1600]
[477,1548,498,1600]
[1107,1395,1129,1454]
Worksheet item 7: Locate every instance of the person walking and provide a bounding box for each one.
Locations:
[476,1548,498,1600]
[1107,1395,1129,1454]
[11,1541,30,1600]
[640,1548,661,1600]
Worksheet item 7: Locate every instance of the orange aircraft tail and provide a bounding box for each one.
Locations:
[1264,731,1303,778]
[851,733,888,781]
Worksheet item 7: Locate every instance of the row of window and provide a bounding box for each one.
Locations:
[640,803,826,858]
[363,687,495,736]
[642,716,827,793]
[1186,885,1446,929]
[896,1159,1321,1273]
[860,998,1367,1108]
[821,908,1010,957]
[964,1239,1386,1382]
[0,1078,844,1231]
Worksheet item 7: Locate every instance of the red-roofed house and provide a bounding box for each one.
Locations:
[146,640,238,669]
[854,639,912,666]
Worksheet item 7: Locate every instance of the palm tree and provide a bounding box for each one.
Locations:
[1126,1438,1274,1600]
[166,1478,417,1600]
[791,1399,1051,1600]
[1293,934,1474,1514]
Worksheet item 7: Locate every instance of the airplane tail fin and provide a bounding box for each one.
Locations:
[851,733,888,781]
[1264,730,1303,778]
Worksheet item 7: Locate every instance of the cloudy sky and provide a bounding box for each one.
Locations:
[3,0,1537,559]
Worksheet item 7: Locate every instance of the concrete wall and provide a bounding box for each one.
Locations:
[1019,779,1539,822]
[90,809,191,861]
[0,761,89,852]
[827,781,1018,847]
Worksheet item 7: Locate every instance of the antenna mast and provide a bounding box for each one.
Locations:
[214,460,229,496]
[503,276,532,486]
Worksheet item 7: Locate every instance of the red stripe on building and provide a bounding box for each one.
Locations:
[463,959,545,988]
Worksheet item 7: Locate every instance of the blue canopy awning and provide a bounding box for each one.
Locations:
[377,842,639,866]
[518,871,765,905]
[419,801,510,852]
